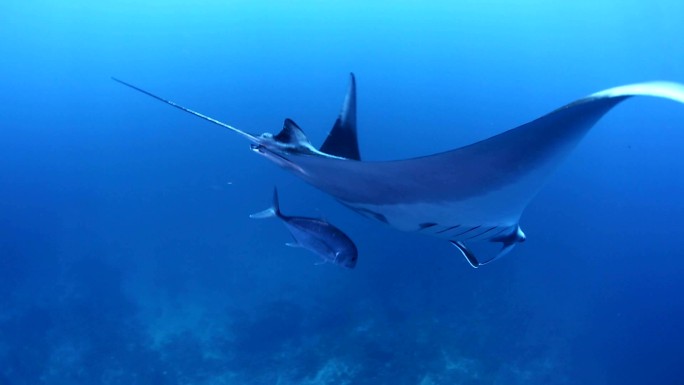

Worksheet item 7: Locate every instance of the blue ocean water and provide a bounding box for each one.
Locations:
[2,0,684,384]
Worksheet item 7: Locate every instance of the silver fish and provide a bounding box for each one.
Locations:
[250,188,358,269]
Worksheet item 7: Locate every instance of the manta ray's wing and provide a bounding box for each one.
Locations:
[274,82,684,266]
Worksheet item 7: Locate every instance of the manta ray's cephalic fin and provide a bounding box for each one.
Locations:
[320,73,360,160]
[274,119,312,148]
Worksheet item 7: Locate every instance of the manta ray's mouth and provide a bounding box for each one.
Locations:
[250,144,283,159]
[251,144,307,175]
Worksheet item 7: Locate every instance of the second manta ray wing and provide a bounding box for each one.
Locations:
[113,77,684,268]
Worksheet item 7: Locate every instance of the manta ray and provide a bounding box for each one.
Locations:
[113,75,684,267]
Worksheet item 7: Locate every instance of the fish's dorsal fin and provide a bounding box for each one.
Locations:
[320,73,360,160]
[271,187,281,216]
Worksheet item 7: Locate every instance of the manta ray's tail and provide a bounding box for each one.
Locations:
[320,73,360,160]
[111,77,260,143]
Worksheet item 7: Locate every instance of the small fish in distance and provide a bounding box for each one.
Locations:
[250,188,358,269]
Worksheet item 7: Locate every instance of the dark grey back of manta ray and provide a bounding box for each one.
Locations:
[112,76,684,267]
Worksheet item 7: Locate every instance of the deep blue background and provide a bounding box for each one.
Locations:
[2,1,684,384]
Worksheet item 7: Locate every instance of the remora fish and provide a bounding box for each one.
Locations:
[250,188,358,269]
[112,76,684,268]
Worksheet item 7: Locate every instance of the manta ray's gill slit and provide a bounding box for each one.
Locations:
[435,225,461,234]
[451,225,482,237]
[487,227,511,239]
[418,222,438,230]
[465,226,499,240]
[344,205,389,224]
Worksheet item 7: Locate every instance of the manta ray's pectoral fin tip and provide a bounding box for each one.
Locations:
[589,81,684,104]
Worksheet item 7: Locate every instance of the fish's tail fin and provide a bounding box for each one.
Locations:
[249,187,281,219]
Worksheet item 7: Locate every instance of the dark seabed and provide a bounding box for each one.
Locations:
[2,0,684,384]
